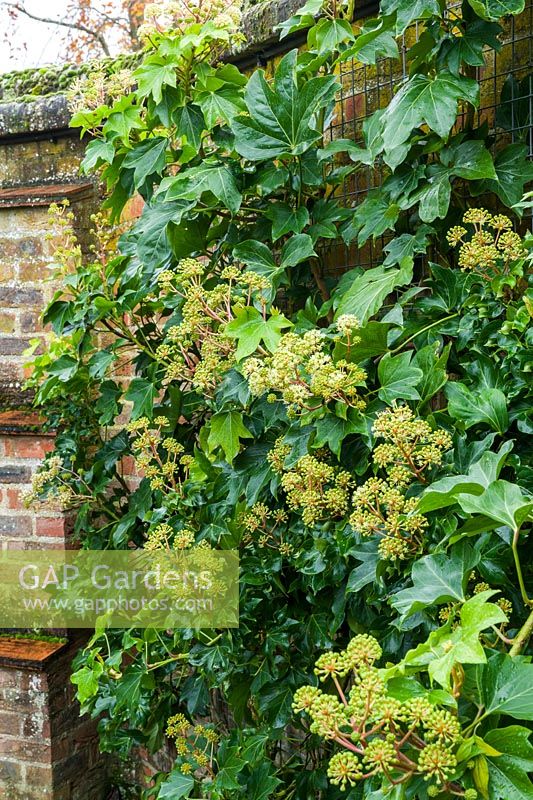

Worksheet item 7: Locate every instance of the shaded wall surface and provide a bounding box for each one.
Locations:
[0,1,532,797]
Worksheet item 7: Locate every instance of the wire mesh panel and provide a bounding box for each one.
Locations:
[325,1,533,272]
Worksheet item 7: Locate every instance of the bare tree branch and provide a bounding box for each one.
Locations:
[2,1,111,56]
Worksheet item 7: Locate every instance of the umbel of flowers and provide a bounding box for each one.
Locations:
[294,636,475,797]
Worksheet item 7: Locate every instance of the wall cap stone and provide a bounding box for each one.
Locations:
[0,637,66,669]
[0,181,94,207]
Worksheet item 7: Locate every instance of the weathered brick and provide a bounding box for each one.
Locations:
[0,759,23,785]
[0,262,15,282]
[0,736,51,763]
[19,262,54,283]
[0,287,43,307]
[20,311,40,332]
[3,436,54,460]
[35,517,66,538]
[0,312,15,333]
[0,711,21,736]
[0,515,33,536]
[0,236,45,260]
[0,336,30,356]
[25,764,54,788]
[0,465,31,483]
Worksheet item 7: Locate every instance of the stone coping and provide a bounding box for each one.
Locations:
[0,637,67,669]
[0,181,94,207]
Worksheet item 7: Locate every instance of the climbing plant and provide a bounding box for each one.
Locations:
[26,0,533,797]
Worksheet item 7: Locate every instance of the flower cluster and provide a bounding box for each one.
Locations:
[270,452,354,526]
[126,416,193,493]
[349,478,427,560]
[242,328,366,415]
[155,259,271,394]
[239,503,293,554]
[446,209,527,279]
[166,713,219,778]
[67,69,135,114]
[372,406,452,485]
[139,0,242,45]
[144,522,196,551]
[46,201,83,277]
[23,455,95,511]
[293,636,468,794]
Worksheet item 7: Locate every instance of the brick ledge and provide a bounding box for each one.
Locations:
[0,636,66,669]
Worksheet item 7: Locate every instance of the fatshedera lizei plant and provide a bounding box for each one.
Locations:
[25,0,533,796]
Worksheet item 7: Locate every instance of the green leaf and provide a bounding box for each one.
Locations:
[197,83,245,127]
[483,144,533,208]
[165,163,241,214]
[123,137,168,189]
[158,769,194,799]
[225,307,292,360]
[88,349,115,379]
[335,260,413,325]
[416,168,452,222]
[381,72,479,154]
[232,50,337,160]
[485,727,533,800]
[134,56,177,103]
[413,343,449,406]
[313,409,368,456]
[378,351,422,403]
[167,217,207,259]
[276,0,323,39]
[440,19,502,73]
[344,192,400,245]
[135,199,192,268]
[457,480,533,532]
[418,442,513,512]
[346,541,380,592]
[473,654,533,720]
[233,240,277,277]
[71,661,103,704]
[442,139,497,180]
[467,0,525,21]
[446,383,509,434]
[265,204,309,241]
[343,16,399,63]
[399,590,506,688]
[335,321,391,361]
[383,227,432,267]
[392,545,477,618]
[124,378,158,419]
[214,745,246,791]
[246,762,281,800]
[280,233,317,267]
[48,354,79,381]
[81,139,115,173]
[309,17,355,54]
[380,0,441,33]
[103,97,143,145]
[172,104,205,149]
[418,475,484,513]
[207,411,253,463]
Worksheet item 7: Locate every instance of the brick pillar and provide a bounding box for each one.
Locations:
[0,637,109,800]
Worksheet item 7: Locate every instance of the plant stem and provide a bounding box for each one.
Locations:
[388,313,459,354]
[510,607,533,656]
[511,526,533,608]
